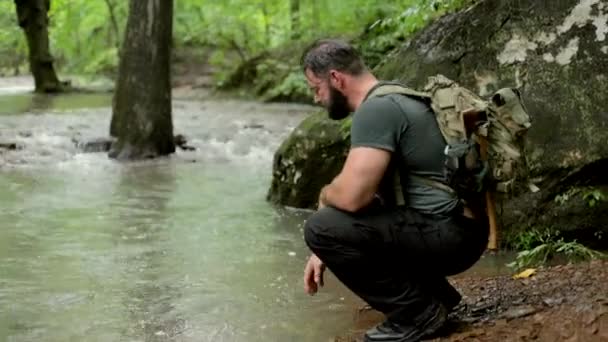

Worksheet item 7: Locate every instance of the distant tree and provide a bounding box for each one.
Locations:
[109,0,175,160]
[290,0,300,40]
[102,0,121,52]
[14,0,63,92]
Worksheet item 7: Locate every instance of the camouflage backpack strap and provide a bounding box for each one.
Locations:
[367,83,431,102]
[367,81,466,205]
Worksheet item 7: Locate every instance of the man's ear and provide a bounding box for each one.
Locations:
[328,70,344,90]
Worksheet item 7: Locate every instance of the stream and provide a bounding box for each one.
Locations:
[0,81,512,342]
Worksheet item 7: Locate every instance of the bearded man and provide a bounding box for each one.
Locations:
[300,39,489,342]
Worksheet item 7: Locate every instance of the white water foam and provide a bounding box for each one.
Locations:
[1,98,310,170]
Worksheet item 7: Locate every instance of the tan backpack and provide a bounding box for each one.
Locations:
[367,74,532,201]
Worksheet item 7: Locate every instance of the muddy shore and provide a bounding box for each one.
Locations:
[337,259,607,342]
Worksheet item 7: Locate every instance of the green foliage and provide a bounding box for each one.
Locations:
[0,0,476,91]
[507,229,607,271]
[0,0,126,76]
[0,2,28,75]
[83,47,119,75]
[339,117,353,140]
[553,187,581,205]
[509,227,559,252]
[554,186,607,207]
[249,0,477,101]
[507,185,607,270]
[555,240,606,260]
[357,0,477,69]
[582,188,606,208]
[254,59,292,95]
[264,70,309,102]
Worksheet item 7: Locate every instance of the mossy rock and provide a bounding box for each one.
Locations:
[266,111,350,208]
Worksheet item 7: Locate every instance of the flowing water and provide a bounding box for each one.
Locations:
[0,80,512,342]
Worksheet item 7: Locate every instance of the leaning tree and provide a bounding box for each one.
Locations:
[14,0,63,92]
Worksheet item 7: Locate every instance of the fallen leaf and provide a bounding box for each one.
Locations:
[513,268,537,279]
[501,305,538,320]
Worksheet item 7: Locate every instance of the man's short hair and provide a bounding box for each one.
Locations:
[300,39,368,78]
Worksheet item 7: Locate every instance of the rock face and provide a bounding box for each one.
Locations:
[267,0,608,248]
[266,111,349,209]
[377,0,608,177]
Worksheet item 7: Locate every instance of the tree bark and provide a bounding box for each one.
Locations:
[108,0,175,160]
[14,0,63,93]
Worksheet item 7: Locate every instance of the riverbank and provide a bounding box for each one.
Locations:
[336,259,608,341]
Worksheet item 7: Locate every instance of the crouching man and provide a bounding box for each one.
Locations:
[300,39,489,342]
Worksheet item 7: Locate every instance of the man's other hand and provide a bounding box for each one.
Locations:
[303,254,325,295]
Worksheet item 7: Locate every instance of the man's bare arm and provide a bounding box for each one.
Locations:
[320,146,391,212]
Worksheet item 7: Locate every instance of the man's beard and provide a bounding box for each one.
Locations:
[327,85,351,120]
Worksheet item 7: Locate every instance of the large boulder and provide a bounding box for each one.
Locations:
[377,0,608,176]
[268,0,608,248]
[267,111,349,209]
[377,0,608,248]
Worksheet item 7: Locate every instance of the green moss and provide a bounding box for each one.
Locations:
[267,109,350,208]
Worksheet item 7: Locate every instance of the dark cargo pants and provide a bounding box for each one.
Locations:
[304,204,488,323]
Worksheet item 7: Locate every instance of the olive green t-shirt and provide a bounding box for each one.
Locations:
[350,81,459,215]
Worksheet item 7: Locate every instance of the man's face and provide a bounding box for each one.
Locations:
[305,69,350,120]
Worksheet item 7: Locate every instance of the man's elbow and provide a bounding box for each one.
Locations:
[340,201,360,213]
[341,194,374,213]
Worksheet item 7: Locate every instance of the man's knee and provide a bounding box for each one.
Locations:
[304,207,341,249]
[304,210,325,249]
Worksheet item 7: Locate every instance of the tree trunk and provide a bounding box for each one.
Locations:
[108,0,175,160]
[290,0,300,40]
[14,0,63,93]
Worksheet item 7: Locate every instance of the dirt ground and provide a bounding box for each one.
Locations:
[336,259,608,342]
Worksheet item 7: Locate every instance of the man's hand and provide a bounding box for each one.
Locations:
[303,254,325,295]
[317,185,328,210]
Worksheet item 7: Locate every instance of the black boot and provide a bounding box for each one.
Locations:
[438,283,461,312]
[364,303,448,342]
[426,278,461,312]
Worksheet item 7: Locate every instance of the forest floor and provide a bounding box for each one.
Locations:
[335,259,608,342]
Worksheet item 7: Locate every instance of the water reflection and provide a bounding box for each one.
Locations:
[110,161,187,341]
[0,172,49,340]
[259,206,360,341]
